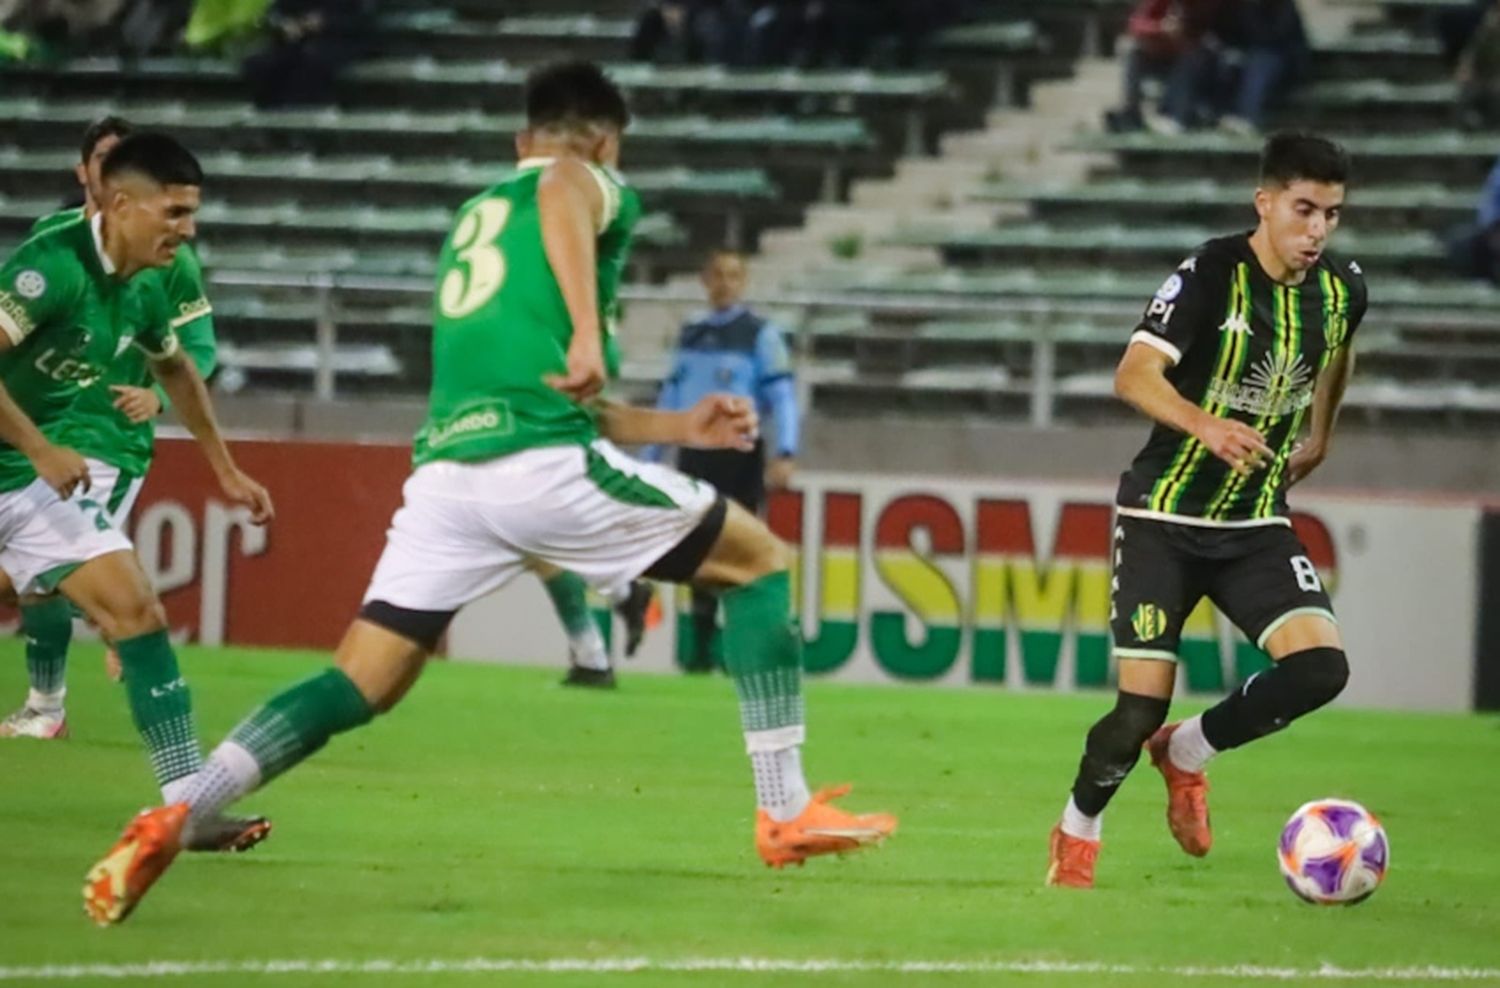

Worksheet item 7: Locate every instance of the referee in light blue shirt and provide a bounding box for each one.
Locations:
[652,249,801,672]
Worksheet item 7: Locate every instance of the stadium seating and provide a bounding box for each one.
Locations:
[1,0,1495,424]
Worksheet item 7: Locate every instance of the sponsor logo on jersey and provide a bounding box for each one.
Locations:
[171,297,212,328]
[1132,603,1168,642]
[14,270,46,300]
[1178,256,1198,273]
[1154,274,1184,302]
[0,291,35,336]
[1207,350,1314,417]
[422,401,514,450]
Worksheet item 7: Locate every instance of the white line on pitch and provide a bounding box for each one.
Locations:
[1,958,1498,982]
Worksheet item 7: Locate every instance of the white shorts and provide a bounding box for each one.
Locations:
[0,478,133,596]
[363,439,717,612]
[84,457,147,530]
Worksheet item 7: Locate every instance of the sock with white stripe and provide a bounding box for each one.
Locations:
[722,571,810,821]
[544,571,610,670]
[21,596,73,701]
[184,667,373,825]
[116,630,203,791]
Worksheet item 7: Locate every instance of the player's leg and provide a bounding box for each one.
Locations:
[682,501,897,867]
[1049,517,1199,887]
[83,465,520,924]
[1160,527,1346,776]
[96,461,147,682]
[533,560,613,688]
[0,460,125,738]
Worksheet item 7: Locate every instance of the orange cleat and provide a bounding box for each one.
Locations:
[83,804,188,926]
[755,784,897,868]
[1145,723,1212,857]
[1046,825,1099,889]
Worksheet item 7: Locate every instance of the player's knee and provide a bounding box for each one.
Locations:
[1090,690,1171,754]
[94,595,166,641]
[1282,646,1349,709]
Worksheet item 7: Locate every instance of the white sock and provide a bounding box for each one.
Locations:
[568,627,611,671]
[746,727,811,822]
[1167,715,1218,774]
[183,741,262,832]
[1060,795,1102,841]
[161,772,195,805]
[27,687,64,714]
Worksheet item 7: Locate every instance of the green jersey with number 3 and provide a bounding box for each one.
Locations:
[30,208,219,477]
[0,212,180,493]
[413,156,641,466]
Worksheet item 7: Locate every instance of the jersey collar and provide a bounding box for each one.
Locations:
[517,157,554,170]
[90,211,117,276]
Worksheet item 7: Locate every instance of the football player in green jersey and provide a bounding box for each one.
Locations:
[2,117,220,739]
[1047,133,1366,889]
[83,61,896,926]
[0,133,273,852]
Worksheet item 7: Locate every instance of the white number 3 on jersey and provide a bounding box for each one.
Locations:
[439,198,512,319]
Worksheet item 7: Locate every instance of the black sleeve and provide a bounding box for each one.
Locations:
[1129,244,1231,366]
[1342,258,1369,343]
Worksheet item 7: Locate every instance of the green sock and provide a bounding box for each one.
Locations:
[721,571,805,734]
[543,570,594,638]
[227,667,374,783]
[116,629,203,790]
[20,596,73,700]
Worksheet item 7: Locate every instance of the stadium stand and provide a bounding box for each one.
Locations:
[1,0,1496,426]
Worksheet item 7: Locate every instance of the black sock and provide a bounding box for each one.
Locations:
[1201,647,1348,752]
[1070,690,1171,817]
[690,590,717,667]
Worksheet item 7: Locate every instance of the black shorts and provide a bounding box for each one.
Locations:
[1110,514,1336,660]
[677,440,766,513]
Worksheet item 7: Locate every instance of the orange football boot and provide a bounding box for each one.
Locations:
[1145,723,1212,857]
[1046,824,1099,888]
[755,784,897,868]
[83,804,188,926]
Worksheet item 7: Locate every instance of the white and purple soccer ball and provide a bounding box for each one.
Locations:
[1277,798,1389,905]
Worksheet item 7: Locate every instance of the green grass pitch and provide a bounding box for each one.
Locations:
[1,643,1498,986]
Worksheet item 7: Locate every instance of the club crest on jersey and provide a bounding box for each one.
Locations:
[14,270,45,300]
[1132,603,1168,642]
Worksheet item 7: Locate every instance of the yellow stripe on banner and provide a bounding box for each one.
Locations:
[874,552,962,625]
[972,556,1008,627]
[820,551,861,620]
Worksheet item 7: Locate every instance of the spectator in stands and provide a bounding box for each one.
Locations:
[1446,156,1500,286]
[648,250,800,673]
[1456,0,1500,129]
[1106,0,1224,135]
[1214,0,1307,134]
[631,1,749,65]
[241,0,371,107]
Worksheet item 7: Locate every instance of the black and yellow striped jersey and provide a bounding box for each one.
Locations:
[1116,232,1368,528]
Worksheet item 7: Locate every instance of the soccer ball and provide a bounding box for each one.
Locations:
[1277,798,1389,905]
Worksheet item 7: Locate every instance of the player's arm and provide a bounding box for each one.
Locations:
[0,248,91,496]
[120,316,216,424]
[596,396,758,451]
[539,158,608,402]
[148,347,273,524]
[1286,341,1355,487]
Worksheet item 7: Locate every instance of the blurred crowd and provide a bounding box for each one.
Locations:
[1104,0,1308,136]
[630,0,970,69]
[0,0,370,107]
[1440,0,1500,130]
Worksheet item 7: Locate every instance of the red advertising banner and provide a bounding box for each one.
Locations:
[135,437,409,648]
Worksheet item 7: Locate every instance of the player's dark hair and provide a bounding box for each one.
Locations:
[1259,131,1350,188]
[80,115,134,163]
[525,60,630,133]
[99,132,204,187]
[704,247,746,268]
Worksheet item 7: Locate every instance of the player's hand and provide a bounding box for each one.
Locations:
[30,443,90,499]
[684,394,758,451]
[1285,440,1327,487]
[546,337,607,403]
[110,385,163,424]
[217,466,275,525]
[1195,417,1273,476]
[766,456,796,491]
